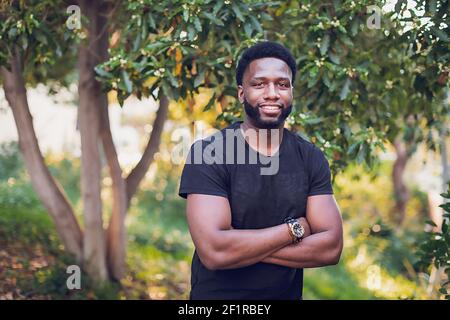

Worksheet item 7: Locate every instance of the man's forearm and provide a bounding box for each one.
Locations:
[206,223,292,270]
[262,230,342,269]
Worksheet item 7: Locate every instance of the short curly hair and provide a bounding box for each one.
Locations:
[235,41,297,86]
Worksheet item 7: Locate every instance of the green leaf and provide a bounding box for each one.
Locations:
[260,12,273,21]
[328,52,340,64]
[340,34,353,47]
[203,93,216,112]
[194,17,202,32]
[147,14,156,30]
[315,132,326,144]
[166,70,179,88]
[133,33,141,51]
[304,117,324,125]
[244,23,253,37]
[323,72,331,88]
[187,25,196,41]
[249,15,263,33]
[339,78,351,100]
[213,0,224,15]
[430,27,448,42]
[20,35,28,50]
[194,69,205,88]
[428,0,437,15]
[117,91,125,107]
[232,3,245,22]
[425,219,438,227]
[94,66,113,79]
[350,19,359,36]
[121,70,133,93]
[309,66,319,77]
[440,191,450,199]
[183,9,189,22]
[347,142,360,156]
[439,287,448,295]
[307,74,319,88]
[8,27,18,38]
[320,34,330,56]
[357,142,366,164]
[203,12,224,26]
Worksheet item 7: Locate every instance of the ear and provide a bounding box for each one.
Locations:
[237,85,244,104]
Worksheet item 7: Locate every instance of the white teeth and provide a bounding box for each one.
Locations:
[261,106,279,111]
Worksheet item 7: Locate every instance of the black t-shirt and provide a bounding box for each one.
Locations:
[178,120,333,299]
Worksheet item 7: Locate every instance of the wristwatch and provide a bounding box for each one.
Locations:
[284,217,305,244]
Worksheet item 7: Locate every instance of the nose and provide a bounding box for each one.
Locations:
[264,82,280,100]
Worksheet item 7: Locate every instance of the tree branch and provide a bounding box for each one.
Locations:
[125,93,169,207]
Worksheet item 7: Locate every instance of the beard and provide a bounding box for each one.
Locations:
[243,98,292,129]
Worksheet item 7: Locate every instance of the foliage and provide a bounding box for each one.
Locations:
[0,142,41,209]
[0,142,81,209]
[95,0,277,105]
[0,141,23,180]
[416,182,450,299]
[0,1,79,85]
[396,0,449,99]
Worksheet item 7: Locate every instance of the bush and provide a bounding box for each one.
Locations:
[0,141,24,181]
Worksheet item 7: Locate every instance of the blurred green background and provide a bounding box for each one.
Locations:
[0,0,449,300]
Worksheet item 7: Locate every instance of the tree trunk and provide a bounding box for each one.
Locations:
[99,93,128,281]
[1,53,83,262]
[125,93,169,207]
[77,0,110,282]
[392,137,410,226]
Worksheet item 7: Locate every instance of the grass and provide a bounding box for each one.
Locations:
[303,260,377,300]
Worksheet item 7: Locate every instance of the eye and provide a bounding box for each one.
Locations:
[278,81,290,88]
[252,82,264,88]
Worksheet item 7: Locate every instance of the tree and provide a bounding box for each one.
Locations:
[0,0,273,283]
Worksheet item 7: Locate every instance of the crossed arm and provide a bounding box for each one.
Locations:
[185,193,343,270]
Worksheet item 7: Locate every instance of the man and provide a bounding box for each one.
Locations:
[178,41,343,300]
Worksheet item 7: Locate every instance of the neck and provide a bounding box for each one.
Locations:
[241,118,284,155]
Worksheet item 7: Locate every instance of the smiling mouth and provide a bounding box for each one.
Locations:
[259,105,282,116]
[260,104,281,111]
[259,105,282,110]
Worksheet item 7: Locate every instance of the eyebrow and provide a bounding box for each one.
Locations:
[251,77,291,81]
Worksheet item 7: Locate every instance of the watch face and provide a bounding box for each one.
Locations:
[292,223,305,238]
